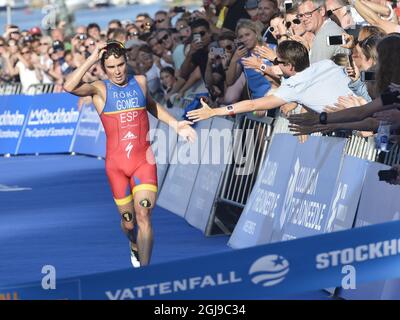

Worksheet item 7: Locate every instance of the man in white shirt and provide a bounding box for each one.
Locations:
[186,40,354,121]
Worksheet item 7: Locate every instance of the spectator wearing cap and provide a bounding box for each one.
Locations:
[245,0,259,20]
[297,0,350,63]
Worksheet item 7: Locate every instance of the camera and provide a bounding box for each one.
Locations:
[52,40,64,52]
[235,40,245,49]
[210,47,225,57]
[78,34,87,41]
[285,0,293,11]
[193,33,202,44]
[23,35,33,43]
[327,35,345,46]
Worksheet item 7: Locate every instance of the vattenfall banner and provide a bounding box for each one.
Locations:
[17,94,81,154]
[339,161,400,300]
[3,220,400,300]
[0,95,31,155]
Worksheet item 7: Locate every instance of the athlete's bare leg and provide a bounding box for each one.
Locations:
[133,189,156,266]
[116,202,137,249]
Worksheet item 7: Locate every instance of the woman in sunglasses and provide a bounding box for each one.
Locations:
[285,6,315,50]
[226,19,280,110]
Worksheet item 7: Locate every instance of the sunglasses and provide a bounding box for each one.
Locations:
[285,18,301,28]
[156,18,165,24]
[129,32,139,37]
[193,31,207,37]
[40,42,50,45]
[158,34,170,44]
[273,57,287,65]
[224,44,233,51]
[297,6,321,19]
[21,51,31,54]
[327,5,349,17]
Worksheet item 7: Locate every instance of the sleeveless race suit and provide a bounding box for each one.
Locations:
[100,76,158,206]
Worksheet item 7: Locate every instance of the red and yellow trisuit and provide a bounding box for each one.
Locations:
[100,76,158,206]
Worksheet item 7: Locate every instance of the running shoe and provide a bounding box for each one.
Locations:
[130,242,141,268]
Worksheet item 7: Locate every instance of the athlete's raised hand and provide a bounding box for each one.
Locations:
[176,120,197,143]
[186,98,215,122]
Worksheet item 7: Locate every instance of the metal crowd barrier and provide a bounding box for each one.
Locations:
[26,84,56,95]
[206,110,400,235]
[0,83,22,95]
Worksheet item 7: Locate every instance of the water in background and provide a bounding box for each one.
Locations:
[0,3,199,31]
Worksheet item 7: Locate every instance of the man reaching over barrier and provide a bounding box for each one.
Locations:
[186,40,354,123]
[64,40,196,268]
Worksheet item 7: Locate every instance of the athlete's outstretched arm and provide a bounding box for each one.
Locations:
[64,42,106,97]
[136,76,196,142]
[186,95,285,122]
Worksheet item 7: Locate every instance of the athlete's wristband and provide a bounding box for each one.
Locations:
[381,91,400,106]
[226,104,235,116]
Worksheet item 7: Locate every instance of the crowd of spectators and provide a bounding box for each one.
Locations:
[1,0,400,175]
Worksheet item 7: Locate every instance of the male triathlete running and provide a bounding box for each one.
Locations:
[64,41,196,268]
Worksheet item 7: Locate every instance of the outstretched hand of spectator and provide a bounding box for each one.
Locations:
[254,45,276,62]
[186,98,215,122]
[373,109,400,124]
[241,54,263,73]
[289,123,336,136]
[335,95,367,109]
[288,110,320,126]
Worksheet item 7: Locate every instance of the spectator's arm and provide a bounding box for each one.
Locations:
[223,73,246,104]
[187,94,286,122]
[225,58,242,86]
[354,0,400,33]
[3,54,19,77]
[179,46,197,80]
